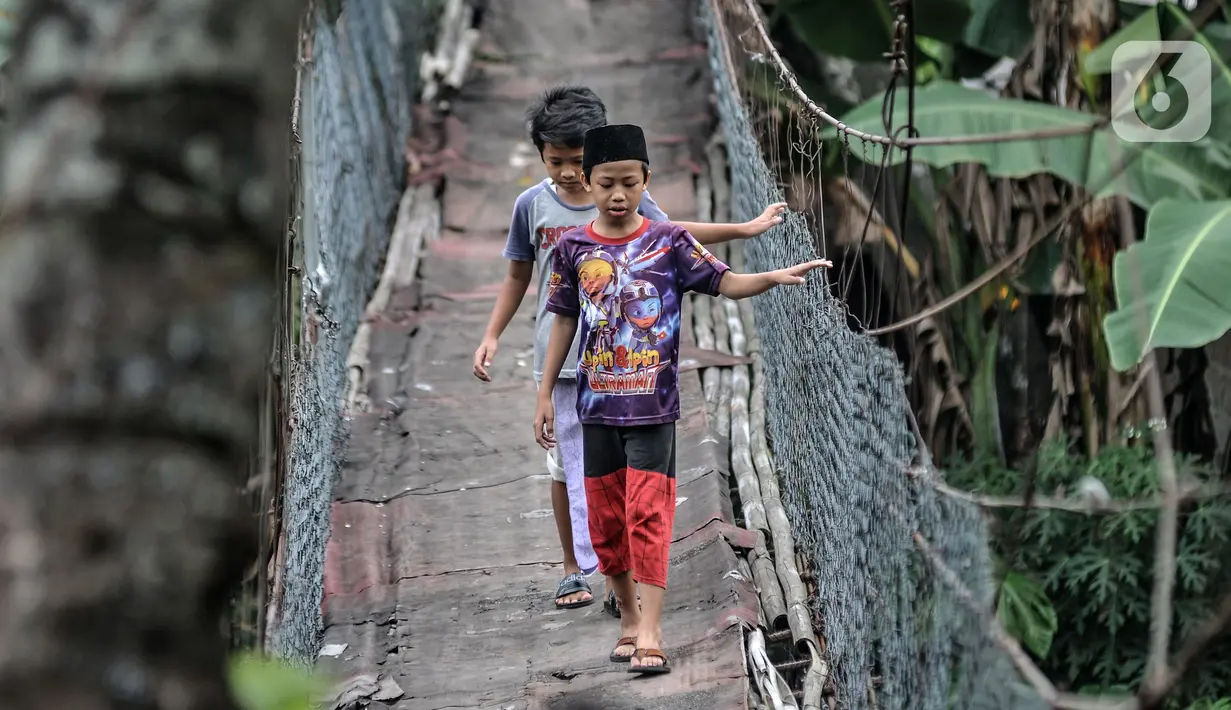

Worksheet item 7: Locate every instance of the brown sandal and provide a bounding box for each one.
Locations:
[627,648,671,675]
[608,636,637,663]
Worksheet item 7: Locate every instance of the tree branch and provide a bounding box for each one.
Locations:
[1112,183,1181,695]
[1138,587,1231,709]
[907,466,1230,514]
[911,532,1059,702]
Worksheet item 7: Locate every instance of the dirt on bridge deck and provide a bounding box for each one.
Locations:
[318,1,760,708]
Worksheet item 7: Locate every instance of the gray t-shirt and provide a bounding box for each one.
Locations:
[502,178,668,381]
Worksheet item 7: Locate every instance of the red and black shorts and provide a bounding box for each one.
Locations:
[581,422,676,589]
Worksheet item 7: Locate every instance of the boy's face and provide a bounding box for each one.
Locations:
[583,160,649,222]
[541,143,585,195]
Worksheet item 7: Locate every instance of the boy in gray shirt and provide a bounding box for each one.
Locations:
[471,86,784,625]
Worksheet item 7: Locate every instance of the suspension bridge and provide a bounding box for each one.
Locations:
[285,0,1038,708]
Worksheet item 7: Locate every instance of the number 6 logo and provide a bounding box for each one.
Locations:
[1110,40,1212,143]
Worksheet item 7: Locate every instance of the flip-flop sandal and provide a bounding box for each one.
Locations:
[608,636,637,663]
[554,572,595,609]
[628,648,671,675]
[603,590,642,619]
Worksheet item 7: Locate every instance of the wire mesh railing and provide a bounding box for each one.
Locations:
[700,0,1047,707]
[229,0,442,665]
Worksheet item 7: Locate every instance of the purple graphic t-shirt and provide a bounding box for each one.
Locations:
[545,219,730,426]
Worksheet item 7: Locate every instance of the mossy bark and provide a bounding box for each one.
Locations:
[0,0,299,707]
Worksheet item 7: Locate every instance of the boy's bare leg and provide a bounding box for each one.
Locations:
[630,583,666,668]
[605,578,641,616]
[610,570,640,659]
[552,480,591,605]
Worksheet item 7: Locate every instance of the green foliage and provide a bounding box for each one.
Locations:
[1083,3,1231,155]
[946,442,1231,705]
[779,0,1034,65]
[1083,3,1231,90]
[227,653,327,710]
[997,570,1058,658]
[1102,199,1231,372]
[777,0,973,63]
[1080,6,1164,76]
[961,0,1032,60]
[822,80,1231,209]
[811,3,1231,213]
[822,81,1099,172]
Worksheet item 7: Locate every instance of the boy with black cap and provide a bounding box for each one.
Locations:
[534,123,830,674]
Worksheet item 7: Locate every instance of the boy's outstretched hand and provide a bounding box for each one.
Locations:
[533,397,556,450]
[742,202,788,238]
[771,259,833,285]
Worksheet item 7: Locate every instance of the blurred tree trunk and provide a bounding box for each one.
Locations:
[0,0,299,708]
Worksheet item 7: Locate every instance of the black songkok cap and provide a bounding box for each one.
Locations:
[582,124,650,172]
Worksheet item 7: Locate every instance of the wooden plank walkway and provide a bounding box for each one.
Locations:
[317,1,761,708]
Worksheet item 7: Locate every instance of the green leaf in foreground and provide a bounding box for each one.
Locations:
[1103,199,1231,372]
[228,653,327,710]
[996,571,1058,659]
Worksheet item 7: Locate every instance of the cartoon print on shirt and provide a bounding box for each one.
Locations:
[620,280,666,353]
[619,242,672,280]
[575,241,676,396]
[546,222,732,419]
[688,241,720,270]
[577,249,619,354]
[577,242,672,357]
[546,270,564,301]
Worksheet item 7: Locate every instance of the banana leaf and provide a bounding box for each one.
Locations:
[1081,4,1231,146]
[821,80,1231,208]
[961,0,1032,60]
[778,0,973,63]
[1103,199,1231,372]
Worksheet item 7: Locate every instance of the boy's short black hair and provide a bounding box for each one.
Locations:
[526,85,607,153]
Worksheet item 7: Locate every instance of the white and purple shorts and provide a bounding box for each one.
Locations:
[549,379,598,575]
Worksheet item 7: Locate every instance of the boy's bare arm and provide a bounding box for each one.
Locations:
[717,259,832,300]
[473,260,534,381]
[537,314,578,403]
[674,202,787,245]
[533,314,578,449]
